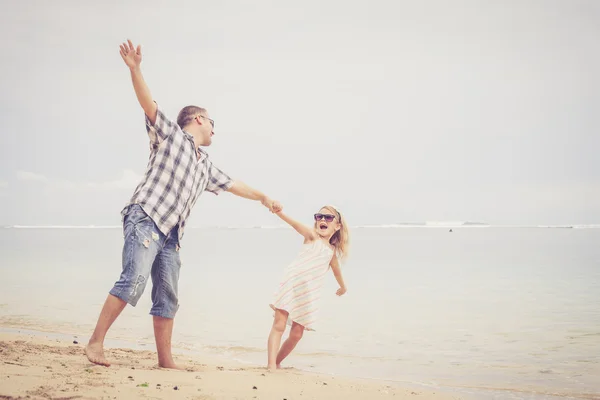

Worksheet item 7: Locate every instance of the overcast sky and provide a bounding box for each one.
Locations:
[0,0,598,227]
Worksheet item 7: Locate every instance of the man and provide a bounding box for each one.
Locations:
[85,39,282,369]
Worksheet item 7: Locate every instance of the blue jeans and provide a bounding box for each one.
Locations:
[109,204,181,319]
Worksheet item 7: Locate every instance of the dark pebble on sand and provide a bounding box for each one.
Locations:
[174,386,179,390]
[73,340,78,344]
[323,382,327,385]
[127,376,133,379]
[253,386,257,390]
[131,367,135,370]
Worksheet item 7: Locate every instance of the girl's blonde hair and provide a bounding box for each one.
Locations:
[319,205,350,262]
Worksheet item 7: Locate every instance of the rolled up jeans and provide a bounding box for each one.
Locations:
[109,204,181,319]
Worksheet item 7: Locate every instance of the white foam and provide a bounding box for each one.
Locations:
[572,224,600,229]
[425,221,465,227]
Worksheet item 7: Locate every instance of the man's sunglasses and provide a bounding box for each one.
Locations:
[197,115,215,129]
[314,213,336,222]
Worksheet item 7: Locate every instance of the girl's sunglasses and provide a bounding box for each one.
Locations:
[314,213,336,222]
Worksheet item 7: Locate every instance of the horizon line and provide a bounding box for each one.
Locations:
[2,223,599,229]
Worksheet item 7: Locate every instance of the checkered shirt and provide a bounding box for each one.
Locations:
[122,103,233,243]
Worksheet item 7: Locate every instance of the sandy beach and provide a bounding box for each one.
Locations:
[0,331,460,400]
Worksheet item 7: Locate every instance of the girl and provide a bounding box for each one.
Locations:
[267,205,349,371]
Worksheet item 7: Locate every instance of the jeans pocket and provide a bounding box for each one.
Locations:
[126,205,151,225]
[123,205,152,238]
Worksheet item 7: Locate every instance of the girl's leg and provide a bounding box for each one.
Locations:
[276,321,304,367]
[267,309,288,370]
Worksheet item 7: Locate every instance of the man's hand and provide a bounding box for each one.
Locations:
[261,197,283,213]
[226,181,282,212]
[119,38,157,124]
[271,200,283,213]
[120,39,142,70]
[336,286,347,296]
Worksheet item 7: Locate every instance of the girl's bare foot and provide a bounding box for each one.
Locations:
[158,360,185,370]
[85,342,110,367]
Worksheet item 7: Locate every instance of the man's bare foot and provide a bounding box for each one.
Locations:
[85,342,110,367]
[276,364,282,369]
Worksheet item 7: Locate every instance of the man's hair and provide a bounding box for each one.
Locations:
[177,105,207,129]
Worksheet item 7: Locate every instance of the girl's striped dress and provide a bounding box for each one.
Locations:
[270,240,334,331]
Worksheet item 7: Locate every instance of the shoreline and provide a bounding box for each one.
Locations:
[0,327,597,399]
[0,328,460,400]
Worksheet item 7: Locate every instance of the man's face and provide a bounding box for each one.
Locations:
[195,113,214,146]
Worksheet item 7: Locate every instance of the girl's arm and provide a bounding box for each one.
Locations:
[330,255,347,296]
[275,211,317,243]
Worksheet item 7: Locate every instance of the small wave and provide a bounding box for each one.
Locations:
[426,221,465,227]
[536,225,574,229]
[203,345,263,353]
[572,224,600,229]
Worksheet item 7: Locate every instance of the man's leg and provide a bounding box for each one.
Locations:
[150,232,182,369]
[86,205,160,366]
[85,294,127,366]
[153,315,178,369]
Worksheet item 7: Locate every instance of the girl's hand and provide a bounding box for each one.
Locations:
[260,197,283,213]
[336,286,347,296]
[271,200,283,213]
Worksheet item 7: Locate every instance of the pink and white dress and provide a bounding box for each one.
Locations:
[270,240,335,331]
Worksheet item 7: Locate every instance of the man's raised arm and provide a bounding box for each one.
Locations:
[119,39,157,124]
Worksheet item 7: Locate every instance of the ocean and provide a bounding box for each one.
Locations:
[1,226,599,399]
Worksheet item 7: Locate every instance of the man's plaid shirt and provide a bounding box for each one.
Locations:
[122,104,233,243]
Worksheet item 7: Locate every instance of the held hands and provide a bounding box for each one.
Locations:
[272,201,283,213]
[336,286,347,296]
[261,197,283,213]
[119,39,142,70]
